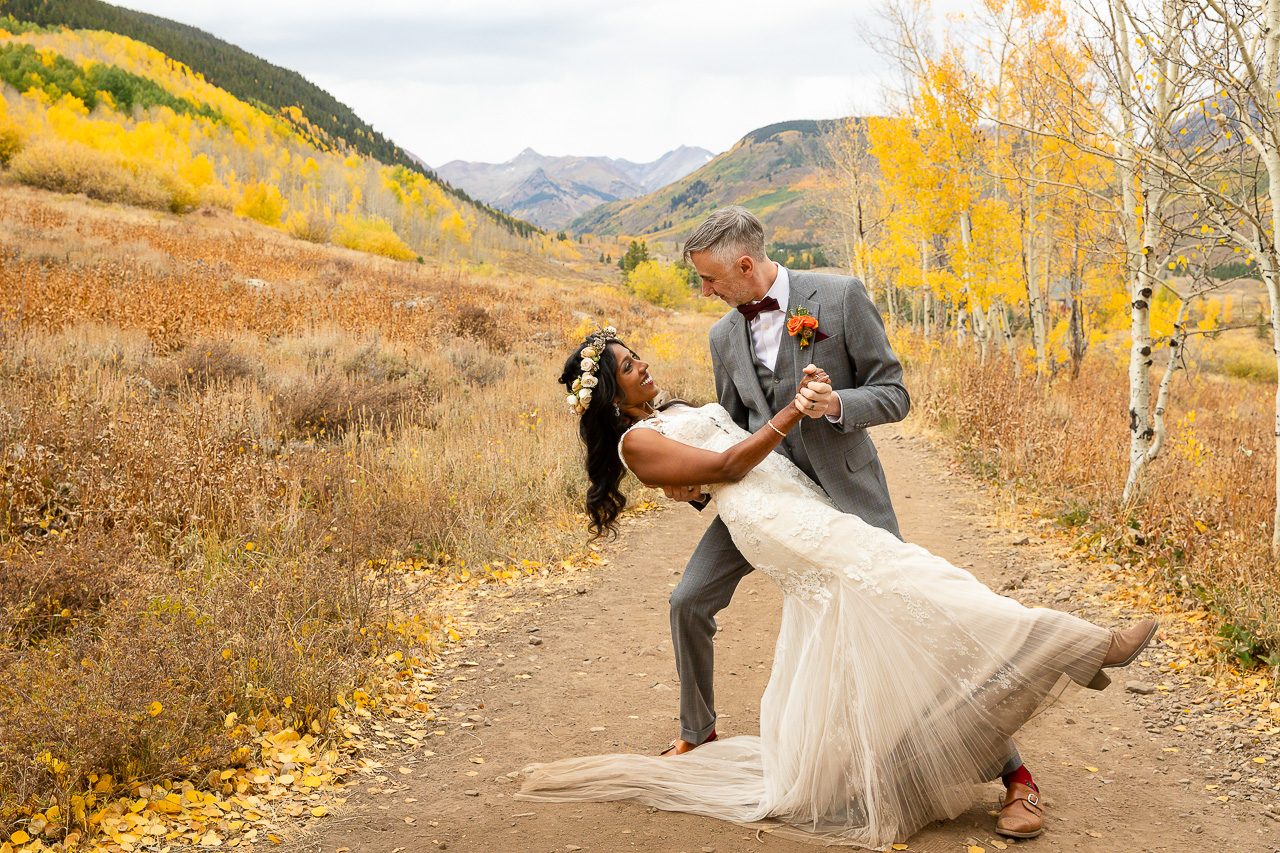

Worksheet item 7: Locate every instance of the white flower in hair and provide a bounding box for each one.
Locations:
[580,374,598,388]
[580,357,594,372]
[581,346,597,359]
[579,388,593,404]
[572,378,582,391]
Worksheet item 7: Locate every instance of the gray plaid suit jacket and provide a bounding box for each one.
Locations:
[708,270,909,537]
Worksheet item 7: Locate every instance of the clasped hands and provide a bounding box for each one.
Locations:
[659,365,836,503]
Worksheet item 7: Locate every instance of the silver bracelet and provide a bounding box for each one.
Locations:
[767,420,786,438]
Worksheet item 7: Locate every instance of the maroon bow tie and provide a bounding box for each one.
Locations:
[736,296,780,322]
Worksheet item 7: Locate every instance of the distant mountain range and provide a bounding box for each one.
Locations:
[437,146,713,230]
[570,120,839,244]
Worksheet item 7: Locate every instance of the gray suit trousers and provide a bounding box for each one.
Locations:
[670,515,1023,779]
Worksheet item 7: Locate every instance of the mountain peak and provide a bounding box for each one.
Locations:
[437,145,715,230]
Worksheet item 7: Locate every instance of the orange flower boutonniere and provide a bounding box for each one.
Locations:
[786,307,826,347]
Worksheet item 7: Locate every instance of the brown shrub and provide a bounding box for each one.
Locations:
[0,533,386,830]
[444,338,506,388]
[148,341,258,395]
[275,373,410,439]
[341,341,412,383]
[453,304,507,351]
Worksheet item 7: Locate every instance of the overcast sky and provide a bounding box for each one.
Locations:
[117,1,977,167]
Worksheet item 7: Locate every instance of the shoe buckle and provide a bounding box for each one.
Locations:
[1026,791,1039,806]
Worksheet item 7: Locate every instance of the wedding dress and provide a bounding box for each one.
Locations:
[517,404,1110,849]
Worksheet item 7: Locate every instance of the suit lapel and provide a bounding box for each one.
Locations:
[721,311,771,415]
[780,273,821,389]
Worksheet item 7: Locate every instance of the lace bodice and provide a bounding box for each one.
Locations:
[620,404,875,602]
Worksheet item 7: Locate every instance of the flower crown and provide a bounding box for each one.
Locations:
[566,326,617,415]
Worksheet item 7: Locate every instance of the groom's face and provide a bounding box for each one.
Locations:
[689,250,764,308]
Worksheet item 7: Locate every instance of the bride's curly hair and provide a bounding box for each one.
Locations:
[560,334,631,539]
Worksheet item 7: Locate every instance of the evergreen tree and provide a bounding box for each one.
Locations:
[618,240,650,277]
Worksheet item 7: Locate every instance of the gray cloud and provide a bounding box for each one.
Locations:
[113,1,958,163]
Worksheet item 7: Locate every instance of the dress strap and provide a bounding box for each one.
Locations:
[617,416,664,473]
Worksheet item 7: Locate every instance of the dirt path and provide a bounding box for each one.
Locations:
[304,428,1280,853]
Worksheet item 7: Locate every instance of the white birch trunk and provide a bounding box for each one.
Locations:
[1263,0,1280,556]
[1115,0,1155,504]
[1023,163,1047,376]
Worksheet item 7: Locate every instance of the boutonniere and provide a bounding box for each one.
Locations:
[786,307,828,347]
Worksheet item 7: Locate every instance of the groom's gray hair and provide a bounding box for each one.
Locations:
[683,206,768,266]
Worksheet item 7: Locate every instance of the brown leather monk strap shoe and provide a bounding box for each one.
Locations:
[996,782,1044,839]
[658,730,717,757]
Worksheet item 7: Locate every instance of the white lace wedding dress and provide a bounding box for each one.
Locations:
[517,404,1111,849]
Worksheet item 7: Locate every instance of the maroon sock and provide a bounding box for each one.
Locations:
[1002,765,1038,793]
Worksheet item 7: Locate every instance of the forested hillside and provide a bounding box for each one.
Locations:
[0,0,539,238]
[0,23,573,261]
[572,120,836,247]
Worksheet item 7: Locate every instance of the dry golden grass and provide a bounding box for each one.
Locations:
[0,185,716,838]
[1196,327,1279,384]
[900,335,1279,654]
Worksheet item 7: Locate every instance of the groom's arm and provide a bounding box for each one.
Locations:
[826,277,910,433]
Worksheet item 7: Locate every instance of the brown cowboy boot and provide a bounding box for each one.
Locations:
[996,782,1044,838]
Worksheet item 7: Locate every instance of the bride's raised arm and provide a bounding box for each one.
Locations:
[621,372,829,488]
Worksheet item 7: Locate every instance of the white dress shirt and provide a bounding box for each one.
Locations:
[744,264,844,426]
[747,264,789,371]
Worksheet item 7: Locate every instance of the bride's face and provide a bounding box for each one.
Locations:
[610,343,658,410]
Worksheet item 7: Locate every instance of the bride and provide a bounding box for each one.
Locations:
[519,328,1157,849]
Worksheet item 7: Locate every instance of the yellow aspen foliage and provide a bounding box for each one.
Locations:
[440,210,471,245]
[334,214,416,261]
[234,182,285,225]
[627,260,692,309]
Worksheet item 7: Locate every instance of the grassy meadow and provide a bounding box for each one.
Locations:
[3,174,1278,846]
[0,184,715,841]
[896,325,1280,663]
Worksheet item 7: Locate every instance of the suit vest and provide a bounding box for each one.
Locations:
[752,347,819,484]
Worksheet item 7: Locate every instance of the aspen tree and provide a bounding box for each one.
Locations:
[1135,0,1280,554]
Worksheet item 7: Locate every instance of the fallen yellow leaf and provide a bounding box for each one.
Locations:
[10,832,30,845]
[892,846,909,851]
[1085,766,1099,772]
[310,807,327,817]
[148,701,163,717]
[1255,757,1267,764]
[967,846,985,853]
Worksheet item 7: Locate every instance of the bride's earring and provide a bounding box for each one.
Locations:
[613,401,622,418]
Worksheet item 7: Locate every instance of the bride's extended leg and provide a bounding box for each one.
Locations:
[669,516,753,749]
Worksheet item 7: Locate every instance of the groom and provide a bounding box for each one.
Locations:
[661,206,1046,839]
